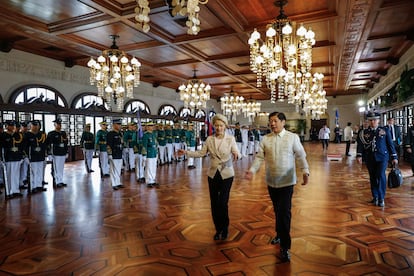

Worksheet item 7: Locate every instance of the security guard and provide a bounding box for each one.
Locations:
[95,121,110,177]
[142,121,158,187]
[106,118,125,190]
[356,111,398,207]
[80,123,95,173]
[24,120,47,193]
[46,118,69,188]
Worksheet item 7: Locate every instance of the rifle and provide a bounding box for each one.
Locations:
[1,149,10,199]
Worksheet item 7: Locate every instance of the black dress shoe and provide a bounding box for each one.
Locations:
[221,229,228,240]
[13,193,23,197]
[213,232,220,240]
[117,184,125,188]
[270,236,280,245]
[112,186,119,190]
[31,189,38,194]
[369,198,378,205]
[147,183,154,188]
[378,199,385,207]
[280,248,291,262]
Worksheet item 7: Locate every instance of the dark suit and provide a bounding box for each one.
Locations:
[385,124,401,157]
[404,126,414,174]
[357,126,397,201]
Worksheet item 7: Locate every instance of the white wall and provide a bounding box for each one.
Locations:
[0,49,364,134]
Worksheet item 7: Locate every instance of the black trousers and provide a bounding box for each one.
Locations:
[208,170,233,233]
[268,185,294,250]
[345,140,351,155]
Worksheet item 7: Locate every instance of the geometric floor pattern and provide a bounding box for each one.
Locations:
[1,142,414,275]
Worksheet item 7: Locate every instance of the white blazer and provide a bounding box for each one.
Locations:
[186,133,239,179]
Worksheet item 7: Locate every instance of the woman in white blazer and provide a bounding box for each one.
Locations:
[178,114,240,240]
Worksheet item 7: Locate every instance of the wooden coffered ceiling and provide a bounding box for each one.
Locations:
[0,0,413,101]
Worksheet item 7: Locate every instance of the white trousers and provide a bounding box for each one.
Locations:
[30,161,45,189]
[20,157,29,184]
[166,143,173,163]
[99,151,110,175]
[109,158,122,187]
[187,146,195,166]
[128,148,136,170]
[52,155,66,184]
[145,157,157,184]
[158,145,167,164]
[6,161,22,194]
[135,154,145,179]
[83,149,94,171]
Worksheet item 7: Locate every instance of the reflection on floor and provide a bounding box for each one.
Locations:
[0,142,414,275]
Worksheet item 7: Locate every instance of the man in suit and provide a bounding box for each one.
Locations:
[385,117,401,159]
[357,112,398,207]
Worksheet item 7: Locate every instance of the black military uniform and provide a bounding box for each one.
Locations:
[80,124,95,173]
[1,120,25,197]
[46,118,68,187]
[404,125,414,175]
[106,119,124,190]
[24,120,47,193]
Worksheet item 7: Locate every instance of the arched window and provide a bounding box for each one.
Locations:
[195,109,205,119]
[179,107,192,118]
[125,100,151,115]
[158,104,177,116]
[11,85,67,107]
[72,93,109,111]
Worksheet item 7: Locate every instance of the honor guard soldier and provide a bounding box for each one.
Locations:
[19,121,30,189]
[356,111,398,207]
[165,123,173,164]
[106,119,125,190]
[172,122,182,162]
[234,122,243,156]
[24,120,47,193]
[157,123,167,166]
[46,118,68,188]
[80,123,95,173]
[95,121,110,177]
[0,122,4,190]
[135,123,145,183]
[142,122,158,187]
[1,120,25,198]
[185,123,196,169]
[124,122,137,172]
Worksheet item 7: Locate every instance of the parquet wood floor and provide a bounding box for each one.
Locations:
[1,142,414,275]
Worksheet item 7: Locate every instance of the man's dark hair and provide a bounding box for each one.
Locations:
[268,111,286,121]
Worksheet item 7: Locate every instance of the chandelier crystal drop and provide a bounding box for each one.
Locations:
[135,0,208,35]
[87,35,141,112]
[220,88,245,122]
[135,0,151,33]
[248,0,327,117]
[243,100,261,122]
[179,69,211,111]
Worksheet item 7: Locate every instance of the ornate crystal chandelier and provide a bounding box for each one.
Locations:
[87,35,141,112]
[248,0,316,104]
[135,0,208,35]
[220,88,245,122]
[296,72,327,119]
[243,100,262,122]
[179,69,211,111]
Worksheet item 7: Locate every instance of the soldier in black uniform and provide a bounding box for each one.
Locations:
[106,118,125,190]
[24,120,47,193]
[80,123,95,173]
[46,118,68,188]
[356,112,398,207]
[1,120,25,198]
[234,122,242,155]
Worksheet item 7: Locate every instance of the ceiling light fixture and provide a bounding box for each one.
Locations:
[87,35,141,112]
[220,87,245,122]
[248,0,327,117]
[179,69,211,111]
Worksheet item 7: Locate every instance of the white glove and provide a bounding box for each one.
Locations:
[108,155,113,160]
